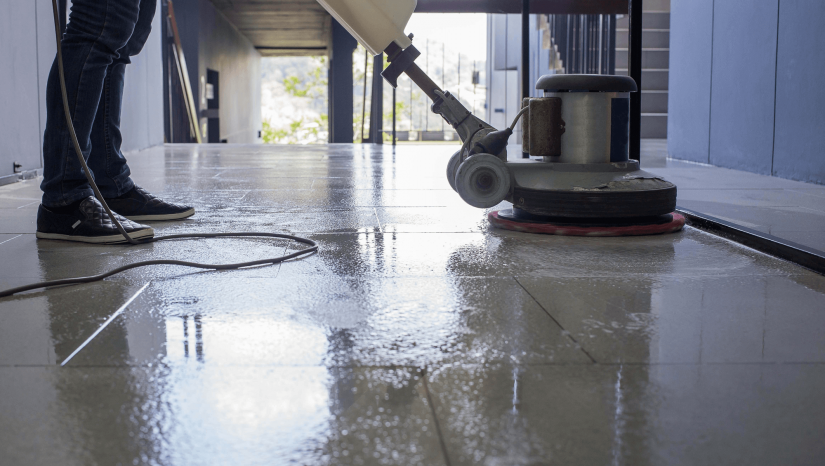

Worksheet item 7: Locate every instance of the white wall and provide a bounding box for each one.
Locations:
[0,1,54,179]
[121,0,166,152]
[198,0,262,144]
[0,0,164,181]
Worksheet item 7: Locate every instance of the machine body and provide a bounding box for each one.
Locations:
[504,74,677,219]
[315,0,682,235]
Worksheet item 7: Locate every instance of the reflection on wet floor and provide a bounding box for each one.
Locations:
[1,144,824,465]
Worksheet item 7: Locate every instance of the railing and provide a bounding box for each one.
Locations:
[548,14,617,75]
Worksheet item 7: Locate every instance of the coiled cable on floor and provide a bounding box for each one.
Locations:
[0,0,317,298]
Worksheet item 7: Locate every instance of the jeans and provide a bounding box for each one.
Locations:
[41,0,157,207]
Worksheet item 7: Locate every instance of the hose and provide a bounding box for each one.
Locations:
[510,106,529,131]
[0,0,317,298]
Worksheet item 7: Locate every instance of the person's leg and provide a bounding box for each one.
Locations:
[40,0,141,208]
[81,0,193,222]
[87,0,157,198]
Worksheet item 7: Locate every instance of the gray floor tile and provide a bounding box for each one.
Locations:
[516,274,825,364]
[0,208,36,234]
[677,188,825,210]
[0,233,24,246]
[273,228,809,279]
[0,196,40,209]
[62,276,590,367]
[3,143,825,464]
[770,229,825,248]
[642,140,825,251]
[154,208,383,234]
[427,363,825,466]
[375,207,490,233]
[0,365,446,466]
[0,280,147,366]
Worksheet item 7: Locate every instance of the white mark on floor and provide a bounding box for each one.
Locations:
[237,190,252,203]
[0,235,22,246]
[60,282,151,367]
[16,200,39,209]
[373,208,383,233]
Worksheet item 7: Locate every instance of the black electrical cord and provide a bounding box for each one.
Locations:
[0,0,317,298]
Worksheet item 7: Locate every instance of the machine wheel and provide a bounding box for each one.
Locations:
[455,154,512,208]
[446,150,462,191]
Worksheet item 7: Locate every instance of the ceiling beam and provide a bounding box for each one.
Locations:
[415,0,628,14]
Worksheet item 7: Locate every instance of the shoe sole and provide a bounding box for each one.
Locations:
[126,208,196,222]
[36,228,155,244]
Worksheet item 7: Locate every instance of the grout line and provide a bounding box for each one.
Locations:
[0,235,23,246]
[373,207,383,233]
[272,243,289,280]
[60,282,151,367]
[421,368,453,466]
[514,277,598,364]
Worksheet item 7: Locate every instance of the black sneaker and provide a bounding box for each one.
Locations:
[36,196,154,244]
[105,186,195,221]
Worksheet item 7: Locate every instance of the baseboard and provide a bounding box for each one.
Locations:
[0,169,42,187]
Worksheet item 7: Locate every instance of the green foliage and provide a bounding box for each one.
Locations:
[283,64,328,99]
[262,120,288,144]
[264,56,329,144]
[263,114,328,145]
[383,100,407,126]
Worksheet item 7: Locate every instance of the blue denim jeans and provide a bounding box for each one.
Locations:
[41,0,157,207]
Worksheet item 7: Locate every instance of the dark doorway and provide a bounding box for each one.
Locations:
[206,69,220,143]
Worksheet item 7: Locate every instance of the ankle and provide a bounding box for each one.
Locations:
[111,187,136,200]
[45,199,83,215]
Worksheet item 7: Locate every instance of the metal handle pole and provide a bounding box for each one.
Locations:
[629,0,643,162]
[522,0,530,158]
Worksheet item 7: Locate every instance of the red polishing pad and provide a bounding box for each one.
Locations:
[488,211,685,237]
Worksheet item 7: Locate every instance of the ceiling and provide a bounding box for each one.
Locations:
[208,0,629,57]
[209,0,332,57]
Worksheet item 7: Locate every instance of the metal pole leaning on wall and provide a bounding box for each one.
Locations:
[167,0,202,143]
[629,0,643,161]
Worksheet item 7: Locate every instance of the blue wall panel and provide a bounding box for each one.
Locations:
[772,0,825,184]
[667,0,714,163]
[708,0,779,175]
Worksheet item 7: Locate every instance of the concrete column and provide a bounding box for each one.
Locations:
[328,19,357,143]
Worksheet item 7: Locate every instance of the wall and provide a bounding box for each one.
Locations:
[668,0,825,184]
[198,0,262,143]
[486,14,525,139]
[0,1,54,181]
[121,0,166,153]
[485,14,568,141]
[0,0,164,182]
[168,0,262,144]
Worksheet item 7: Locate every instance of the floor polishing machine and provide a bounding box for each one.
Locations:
[318,0,684,237]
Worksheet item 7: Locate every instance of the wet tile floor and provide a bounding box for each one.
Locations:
[1,144,825,465]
